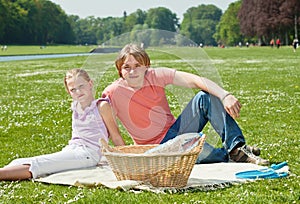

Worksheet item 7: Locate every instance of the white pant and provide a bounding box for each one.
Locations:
[6,144,100,179]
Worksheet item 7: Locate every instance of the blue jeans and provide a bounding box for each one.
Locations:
[161,91,245,163]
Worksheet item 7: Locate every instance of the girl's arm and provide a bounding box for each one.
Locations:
[172,70,242,119]
[98,101,125,146]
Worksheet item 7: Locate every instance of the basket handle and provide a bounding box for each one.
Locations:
[100,138,114,153]
[191,134,206,153]
[100,138,123,153]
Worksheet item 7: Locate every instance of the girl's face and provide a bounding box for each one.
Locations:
[121,55,147,89]
[67,76,93,102]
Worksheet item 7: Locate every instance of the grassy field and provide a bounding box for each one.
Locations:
[0,45,95,56]
[0,46,299,203]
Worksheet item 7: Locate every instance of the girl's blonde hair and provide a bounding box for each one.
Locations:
[64,68,91,92]
[115,43,151,77]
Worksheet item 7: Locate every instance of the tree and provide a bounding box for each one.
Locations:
[98,17,124,44]
[279,0,300,39]
[238,0,300,45]
[1,0,29,44]
[73,16,99,45]
[214,1,243,46]
[124,9,146,32]
[180,4,222,46]
[0,0,74,44]
[0,0,11,42]
[37,0,75,44]
[145,7,178,32]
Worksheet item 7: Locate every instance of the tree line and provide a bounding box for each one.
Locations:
[0,0,299,46]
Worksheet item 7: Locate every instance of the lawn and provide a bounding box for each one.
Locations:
[0,46,299,203]
[0,45,95,56]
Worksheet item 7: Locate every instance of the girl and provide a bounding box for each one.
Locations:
[0,68,125,181]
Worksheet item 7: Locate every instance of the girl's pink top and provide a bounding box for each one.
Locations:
[69,98,109,156]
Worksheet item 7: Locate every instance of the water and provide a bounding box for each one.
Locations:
[0,53,91,62]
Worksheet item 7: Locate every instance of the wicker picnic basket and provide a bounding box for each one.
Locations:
[101,134,206,188]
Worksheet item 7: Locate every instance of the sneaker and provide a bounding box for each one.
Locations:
[229,146,269,166]
[244,145,261,156]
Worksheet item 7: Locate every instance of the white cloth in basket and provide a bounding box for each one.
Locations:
[144,132,204,154]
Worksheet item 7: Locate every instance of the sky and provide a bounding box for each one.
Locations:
[50,0,237,22]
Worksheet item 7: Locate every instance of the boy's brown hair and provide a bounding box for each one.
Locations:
[115,44,151,77]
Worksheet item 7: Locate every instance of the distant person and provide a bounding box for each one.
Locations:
[270,39,274,48]
[0,68,125,181]
[246,42,249,48]
[276,38,281,48]
[102,43,269,165]
[292,38,298,52]
[1,45,7,51]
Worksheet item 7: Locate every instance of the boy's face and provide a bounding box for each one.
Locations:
[121,55,147,89]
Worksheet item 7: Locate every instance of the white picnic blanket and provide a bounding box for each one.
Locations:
[35,160,265,193]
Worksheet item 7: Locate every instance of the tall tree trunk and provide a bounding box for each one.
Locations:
[295,15,298,39]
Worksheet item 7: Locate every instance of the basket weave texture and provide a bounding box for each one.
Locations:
[102,135,206,188]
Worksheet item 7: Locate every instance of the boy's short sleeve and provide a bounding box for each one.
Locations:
[149,68,176,86]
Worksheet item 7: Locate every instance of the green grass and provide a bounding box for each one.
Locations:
[0,46,299,203]
[0,45,95,56]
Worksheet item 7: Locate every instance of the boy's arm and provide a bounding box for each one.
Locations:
[173,70,242,119]
[98,101,125,146]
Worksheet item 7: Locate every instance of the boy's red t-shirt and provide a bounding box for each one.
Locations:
[102,68,176,144]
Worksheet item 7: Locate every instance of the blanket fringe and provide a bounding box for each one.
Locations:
[132,181,241,194]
